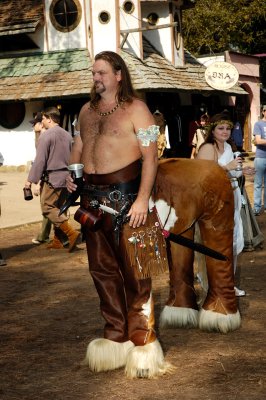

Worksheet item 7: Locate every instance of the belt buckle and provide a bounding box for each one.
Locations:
[109,189,122,202]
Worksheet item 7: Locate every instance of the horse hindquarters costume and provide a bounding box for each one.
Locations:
[153,159,241,334]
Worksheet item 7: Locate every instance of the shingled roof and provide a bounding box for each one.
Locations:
[0,0,43,36]
[0,41,246,102]
[129,38,246,95]
[0,49,92,101]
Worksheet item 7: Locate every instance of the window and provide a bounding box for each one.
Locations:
[98,11,111,24]
[122,1,135,14]
[0,103,25,129]
[50,0,82,33]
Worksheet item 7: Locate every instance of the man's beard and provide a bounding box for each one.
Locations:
[94,82,106,94]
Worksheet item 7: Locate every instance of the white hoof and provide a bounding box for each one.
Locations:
[125,339,173,379]
[160,305,199,329]
[82,338,134,372]
[199,308,241,334]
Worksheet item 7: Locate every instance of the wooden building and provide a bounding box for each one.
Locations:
[0,0,249,166]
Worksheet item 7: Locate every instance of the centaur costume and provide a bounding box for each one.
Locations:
[72,129,241,378]
[79,126,171,378]
[153,158,241,334]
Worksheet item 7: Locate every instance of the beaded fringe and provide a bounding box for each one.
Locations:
[123,210,168,279]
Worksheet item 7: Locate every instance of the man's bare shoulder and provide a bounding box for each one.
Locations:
[126,98,149,112]
[124,98,155,131]
[79,101,90,117]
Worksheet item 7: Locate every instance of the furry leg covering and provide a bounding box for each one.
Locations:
[160,305,199,329]
[125,339,173,379]
[82,338,135,372]
[199,308,241,334]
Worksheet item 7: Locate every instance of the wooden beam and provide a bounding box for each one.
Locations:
[120,22,177,48]
[120,22,177,35]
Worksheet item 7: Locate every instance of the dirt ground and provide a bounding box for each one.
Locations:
[0,212,265,400]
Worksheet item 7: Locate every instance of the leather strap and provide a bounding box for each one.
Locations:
[82,175,141,201]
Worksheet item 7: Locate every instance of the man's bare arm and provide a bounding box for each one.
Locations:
[69,134,83,164]
[127,100,158,228]
[137,142,158,203]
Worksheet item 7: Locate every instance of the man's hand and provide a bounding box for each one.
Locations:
[33,183,41,196]
[24,180,32,189]
[66,174,77,193]
[127,198,149,228]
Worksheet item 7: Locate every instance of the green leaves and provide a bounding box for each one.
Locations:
[183,0,266,56]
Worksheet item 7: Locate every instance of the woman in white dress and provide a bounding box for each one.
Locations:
[197,113,254,297]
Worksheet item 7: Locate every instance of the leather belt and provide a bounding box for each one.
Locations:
[82,175,141,202]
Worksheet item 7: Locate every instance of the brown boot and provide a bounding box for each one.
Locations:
[59,221,80,252]
[46,229,64,250]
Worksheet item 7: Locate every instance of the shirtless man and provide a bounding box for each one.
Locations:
[67,51,170,378]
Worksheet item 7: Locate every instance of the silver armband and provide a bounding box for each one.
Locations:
[136,125,160,147]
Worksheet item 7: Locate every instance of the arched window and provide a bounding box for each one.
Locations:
[50,0,82,33]
[0,103,25,129]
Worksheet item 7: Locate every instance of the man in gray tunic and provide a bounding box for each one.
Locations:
[25,107,79,251]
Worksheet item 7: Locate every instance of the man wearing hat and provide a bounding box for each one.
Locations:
[253,106,266,215]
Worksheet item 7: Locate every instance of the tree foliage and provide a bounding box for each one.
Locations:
[182,0,266,87]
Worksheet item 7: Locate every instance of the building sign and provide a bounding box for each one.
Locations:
[205,61,239,90]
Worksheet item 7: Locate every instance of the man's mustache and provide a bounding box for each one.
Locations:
[94,82,105,92]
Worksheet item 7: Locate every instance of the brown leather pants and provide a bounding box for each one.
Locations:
[81,160,156,346]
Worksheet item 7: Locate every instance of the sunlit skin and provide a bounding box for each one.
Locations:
[92,61,120,99]
[206,123,232,152]
[41,115,55,130]
[66,59,158,228]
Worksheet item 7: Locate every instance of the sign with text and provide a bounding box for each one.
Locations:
[205,61,239,90]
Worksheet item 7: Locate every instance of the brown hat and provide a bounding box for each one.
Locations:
[29,112,42,125]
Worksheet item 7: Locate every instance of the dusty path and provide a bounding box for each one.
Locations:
[0,214,265,400]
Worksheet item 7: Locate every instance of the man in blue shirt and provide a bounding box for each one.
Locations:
[253,106,266,215]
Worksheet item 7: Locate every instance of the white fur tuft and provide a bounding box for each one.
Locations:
[199,308,241,334]
[125,339,173,379]
[82,338,134,372]
[160,305,199,329]
[152,199,178,231]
